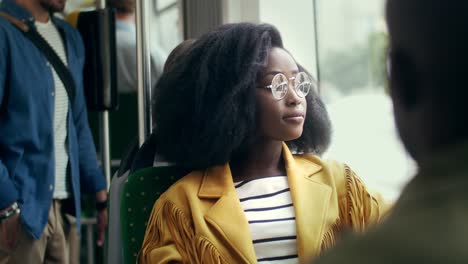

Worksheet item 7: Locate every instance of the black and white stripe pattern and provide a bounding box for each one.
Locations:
[235,176,298,263]
[36,19,70,199]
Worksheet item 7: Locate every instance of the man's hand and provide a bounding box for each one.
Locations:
[95,190,108,247]
[0,213,21,251]
[96,207,107,247]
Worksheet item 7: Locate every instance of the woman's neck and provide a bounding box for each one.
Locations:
[230,140,285,182]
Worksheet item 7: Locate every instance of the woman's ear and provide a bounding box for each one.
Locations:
[388,48,419,110]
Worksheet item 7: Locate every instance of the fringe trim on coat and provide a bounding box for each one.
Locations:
[197,236,226,264]
[141,200,225,264]
[140,201,165,263]
[320,218,343,252]
[320,165,375,252]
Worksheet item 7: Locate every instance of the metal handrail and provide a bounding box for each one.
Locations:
[136,0,152,145]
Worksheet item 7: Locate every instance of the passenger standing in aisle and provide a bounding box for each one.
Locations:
[107,0,166,94]
[102,0,167,161]
[0,0,107,263]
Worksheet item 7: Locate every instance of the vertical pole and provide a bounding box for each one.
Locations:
[136,0,152,145]
[95,0,111,190]
[312,0,322,95]
[99,113,111,190]
[86,222,95,264]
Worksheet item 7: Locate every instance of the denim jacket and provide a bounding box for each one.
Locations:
[0,0,106,239]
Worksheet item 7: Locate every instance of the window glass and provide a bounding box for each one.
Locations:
[316,0,415,202]
[151,0,184,55]
[259,0,415,202]
[259,0,318,80]
[317,0,387,102]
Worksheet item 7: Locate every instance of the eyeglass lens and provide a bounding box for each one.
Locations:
[270,72,314,99]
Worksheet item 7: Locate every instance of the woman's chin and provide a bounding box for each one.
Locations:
[282,130,303,142]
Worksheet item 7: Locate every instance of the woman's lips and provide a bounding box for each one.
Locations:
[283,113,305,123]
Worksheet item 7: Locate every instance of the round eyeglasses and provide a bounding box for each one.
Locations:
[258,72,317,100]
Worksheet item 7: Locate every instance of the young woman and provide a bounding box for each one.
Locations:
[140,23,385,264]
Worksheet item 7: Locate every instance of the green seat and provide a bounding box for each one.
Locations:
[120,166,188,264]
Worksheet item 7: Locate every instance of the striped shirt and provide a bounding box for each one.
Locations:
[235,176,298,263]
[36,19,70,199]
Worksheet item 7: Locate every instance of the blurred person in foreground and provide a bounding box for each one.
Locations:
[314,0,468,263]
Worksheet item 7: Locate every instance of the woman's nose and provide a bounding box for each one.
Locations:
[285,82,301,106]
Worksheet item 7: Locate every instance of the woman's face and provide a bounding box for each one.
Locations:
[255,47,307,142]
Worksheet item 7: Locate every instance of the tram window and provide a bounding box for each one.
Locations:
[315,0,415,202]
[151,0,184,54]
[259,0,318,81]
[259,0,415,202]
[316,0,388,101]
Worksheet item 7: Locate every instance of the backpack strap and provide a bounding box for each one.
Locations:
[0,12,76,103]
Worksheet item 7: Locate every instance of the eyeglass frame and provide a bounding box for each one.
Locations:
[257,71,317,100]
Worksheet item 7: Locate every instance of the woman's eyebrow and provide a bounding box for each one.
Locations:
[262,69,299,78]
[262,71,281,77]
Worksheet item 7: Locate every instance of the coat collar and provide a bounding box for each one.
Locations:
[1,0,32,21]
[198,143,332,263]
[284,143,332,261]
[1,0,64,29]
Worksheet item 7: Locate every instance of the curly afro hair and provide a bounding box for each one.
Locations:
[152,22,331,170]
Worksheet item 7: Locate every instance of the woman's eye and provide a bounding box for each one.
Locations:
[275,85,284,92]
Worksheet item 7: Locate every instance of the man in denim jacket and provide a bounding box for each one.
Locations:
[0,0,107,263]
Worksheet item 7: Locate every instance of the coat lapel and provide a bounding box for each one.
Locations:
[198,164,257,263]
[197,144,332,263]
[282,143,332,262]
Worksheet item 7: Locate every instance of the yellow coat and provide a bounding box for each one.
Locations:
[140,144,385,263]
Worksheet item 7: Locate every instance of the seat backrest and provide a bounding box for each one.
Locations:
[106,170,130,264]
[120,166,189,264]
[130,133,157,174]
[116,138,139,177]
